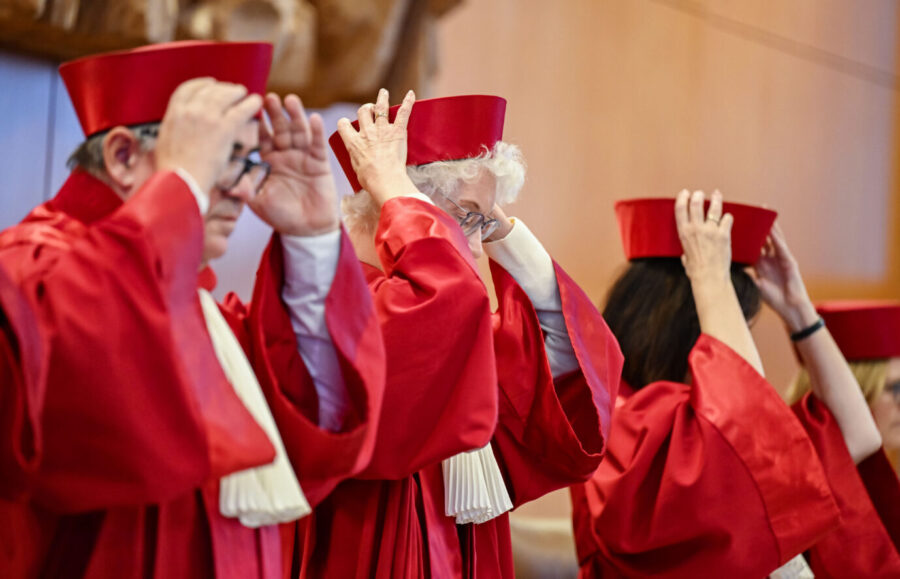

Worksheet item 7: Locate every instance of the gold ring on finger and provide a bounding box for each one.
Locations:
[375,111,389,119]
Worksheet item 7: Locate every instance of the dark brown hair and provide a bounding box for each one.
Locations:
[603,258,761,389]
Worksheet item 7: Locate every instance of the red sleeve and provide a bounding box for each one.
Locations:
[225,228,386,506]
[792,393,900,577]
[571,335,840,578]
[489,261,621,506]
[360,197,498,479]
[0,172,274,513]
[0,262,47,501]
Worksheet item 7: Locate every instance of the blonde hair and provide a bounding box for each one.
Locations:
[788,359,889,405]
[341,141,526,234]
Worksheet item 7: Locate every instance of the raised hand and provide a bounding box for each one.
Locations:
[484,204,514,242]
[336,88,419,205]
[249,93,340,237]
[156,77,262,195]
[675,189,733,285]
[753,222,818,332]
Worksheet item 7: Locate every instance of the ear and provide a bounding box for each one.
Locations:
[102,127,142,192]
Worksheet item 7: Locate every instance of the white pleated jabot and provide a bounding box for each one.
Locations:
[198,289,311,527]
[442,444,513,525]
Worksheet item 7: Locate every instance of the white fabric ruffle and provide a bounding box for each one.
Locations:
[442,444,513,525]
[198,289,311,528]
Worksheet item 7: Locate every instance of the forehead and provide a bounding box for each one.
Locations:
[887,357,900,382]
[457,170,496,212]
[234,120,259,150]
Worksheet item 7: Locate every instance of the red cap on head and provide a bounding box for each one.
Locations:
[328,94,506,192]
[60,41,273,137]
[816,301,900,360]
[614,197,777,265]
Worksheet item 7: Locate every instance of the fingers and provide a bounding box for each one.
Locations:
[674,189,690,232]
[258,111,274,155]
[336,117,358,148]
[688,190,705,225]
[357,102,375,133]
[374,88,390,125]
[265,93,293,151]
[170,77,215,104]
[199,81,249,114]
[393,90,415,131]
[308,113,328,161]
[224,93,263,127]
[284,94,312,149]
[707,190,723,225]
[719,212,734,235]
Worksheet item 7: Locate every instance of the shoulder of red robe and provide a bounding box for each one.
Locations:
[59,40,274,137]
[328,94,507,192]
[614,197,776,265]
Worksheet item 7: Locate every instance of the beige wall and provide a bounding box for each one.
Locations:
[432,0,899,521]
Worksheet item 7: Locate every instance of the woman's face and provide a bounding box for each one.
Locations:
[435,170,498,259]
[871,357,900,451]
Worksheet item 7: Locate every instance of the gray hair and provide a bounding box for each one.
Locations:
[66,122,160,175]
[342,141,526,234]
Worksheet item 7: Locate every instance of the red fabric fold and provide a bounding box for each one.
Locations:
[571,335,841,578]
[792,393,900,577]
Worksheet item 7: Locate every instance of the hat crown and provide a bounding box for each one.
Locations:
[60,41,273,136]
[328,94,507,192]
[614,197,777,265]
[816,300,900,360]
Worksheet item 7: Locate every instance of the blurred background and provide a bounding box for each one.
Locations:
[1,1,898,576]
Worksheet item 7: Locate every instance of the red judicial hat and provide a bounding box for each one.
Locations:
[815,301,900,360]
[60,41,273,137]
[328,95,506,192]
[614,197,777,265]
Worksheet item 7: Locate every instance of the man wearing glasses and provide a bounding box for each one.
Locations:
[0,41,385,577]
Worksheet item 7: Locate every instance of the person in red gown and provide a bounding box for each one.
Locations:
[570,191,891,578]
[284,91,622,578]
[785,300,900,576]
[0,41,384,578]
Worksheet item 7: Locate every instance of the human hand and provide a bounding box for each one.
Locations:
[248,93,340,237]
[335,88,417,205]
[753,222,818,333]
[156,77,262,195]
[675,190,733,287]
[484,204,514,242]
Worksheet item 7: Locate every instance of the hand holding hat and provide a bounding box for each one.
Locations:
[248,93,340,237]
[155,77,263,196]
[335,88,420,206]
[752,223,818,333]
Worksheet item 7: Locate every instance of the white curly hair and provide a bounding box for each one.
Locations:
[342,141,526,234]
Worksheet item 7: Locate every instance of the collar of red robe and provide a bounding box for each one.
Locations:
[50,170,219,291]
[49,170,124,226]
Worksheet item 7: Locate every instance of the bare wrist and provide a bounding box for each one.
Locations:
[782,301,818,334]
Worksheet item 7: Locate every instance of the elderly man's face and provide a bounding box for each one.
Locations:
[201,120,260,263]
[435,170,498,259]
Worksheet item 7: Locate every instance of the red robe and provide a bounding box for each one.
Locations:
[791,393,900,577]
[570,335,843,578]
[292,197,621,578]
[0,260,47,502]
[0,170,383,578]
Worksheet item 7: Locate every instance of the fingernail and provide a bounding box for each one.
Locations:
[407,90,415,99]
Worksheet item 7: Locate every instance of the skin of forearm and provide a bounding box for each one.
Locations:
[795,328,883,463]
[690,275,766,377]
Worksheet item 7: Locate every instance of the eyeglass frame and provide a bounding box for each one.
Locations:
[121,125,271,195]
[887,379,900,405]
[435,191,499,241]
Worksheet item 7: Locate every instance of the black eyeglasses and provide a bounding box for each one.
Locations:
[437,191,498,240]
[216,152,271,195]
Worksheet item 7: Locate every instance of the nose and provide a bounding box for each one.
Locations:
[226,174,255,203]
[467,230,484,259]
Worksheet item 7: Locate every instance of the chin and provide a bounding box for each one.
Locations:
[202,236,229,263]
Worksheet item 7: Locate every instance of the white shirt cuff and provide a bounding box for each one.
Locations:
[173,168,209,216]
[483,219,558,309]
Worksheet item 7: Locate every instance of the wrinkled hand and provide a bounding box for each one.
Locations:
[156,78,262,195]
[753,222,818,332]
[336,88,417,205]
[676,190,733,285]
[248,93,340,237]
[484,204,514,242]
